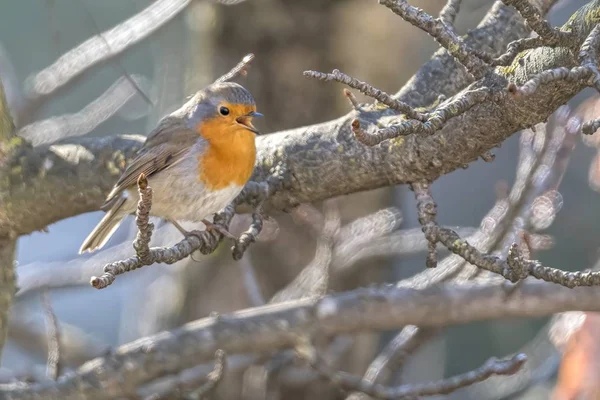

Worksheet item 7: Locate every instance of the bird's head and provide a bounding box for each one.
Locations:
[184,82,263,140]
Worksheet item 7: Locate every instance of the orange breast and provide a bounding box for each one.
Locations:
[197,118,257,190]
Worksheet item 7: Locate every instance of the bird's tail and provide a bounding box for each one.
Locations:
[79,196,128,254]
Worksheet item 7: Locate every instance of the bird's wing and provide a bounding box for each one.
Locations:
[102,117,201,209]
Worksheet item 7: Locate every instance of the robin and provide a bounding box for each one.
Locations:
[79,81,263,254]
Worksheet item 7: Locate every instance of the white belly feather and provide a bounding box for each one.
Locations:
[123,150,244,222]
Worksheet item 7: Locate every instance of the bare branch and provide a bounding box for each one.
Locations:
[232,204,264,261]
[352,87,495,145]
[91,164,287,289]
[6,279,600,399]
[298,340,526,399]
[345,327,439,400]
[436,226,600,287]
[500,0,573,44]
[379,0,490,77]
[579,24,600,88]
[40,291,61,381]
[2,0,565,238]
[24,0,190,99]
[270,200,340,302]
[343,89,361,110]
[7,307,109,368]
[439,0,462,26]
[144,349,227,400]
[304,69,427,121]
[509,66,591,98]
[214,53,255,84]
[17,75,149,146]
[492,37,544,66]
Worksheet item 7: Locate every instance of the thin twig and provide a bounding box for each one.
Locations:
[91,165,288,289]
[411,182,438,268]
[439,0,462,26]
[214,53,255,84]
[144,349,227,400]
[297,338,527,399]
[232,204,264,260]
[345,327,439,400]
[500,0,573,44]
[18,75,149,146]
[343,89,361,110]
[508,66,591,97]
[304,69,426,120]
[78,0,154,106]
[379,0,489,77]
[352,87,492,145]
[40,290,61,380]
[436,226,600,287]
[492,37,544,66]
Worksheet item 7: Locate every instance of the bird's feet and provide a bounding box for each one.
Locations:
[166,218,237,241]
[166,219,202,239]
[202,218,237,240]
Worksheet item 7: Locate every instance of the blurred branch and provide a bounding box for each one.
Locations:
[7,307,109,368]
[144,349,226,400]
[17,75,150,146]
[40,291,61,380]
[297,338,526,398]
[345,327,439,400]
[6,280,600,399]
[24,0,190,101]
[410,181,599,288]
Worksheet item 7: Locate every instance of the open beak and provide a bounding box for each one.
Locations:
[236,111,263,135]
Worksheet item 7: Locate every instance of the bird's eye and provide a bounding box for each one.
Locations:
[219,106,230,116]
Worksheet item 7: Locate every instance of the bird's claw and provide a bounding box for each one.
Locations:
[202,219,238,240]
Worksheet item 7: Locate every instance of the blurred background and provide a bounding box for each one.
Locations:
[2,0,600,398]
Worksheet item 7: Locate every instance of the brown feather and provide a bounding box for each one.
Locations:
[103,117,202,206]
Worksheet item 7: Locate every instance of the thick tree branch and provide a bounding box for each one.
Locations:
[5,280,600,399]
[0,134,142,237]
[3,0,568,238]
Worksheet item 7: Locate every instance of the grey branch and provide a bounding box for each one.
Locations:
[304,69,427,121]
[2,0,569,239]
[437,226,600,286]
[232,205,264,261]
[509,66,590,97]
[298,340,526,399]
[24,0,190,99]
[18,75,150,146]
[6,280,600,400]
[411,182,438,268]
[509,20,598,99]
[439,0,462,26]
[40,291,61,381]
[379,0,490,77]
[492,37,544,66]
[145,349,227,400]
[500,0,573,43]
[214,53,255,84]
[352,87,493,145]
[345,327,439,400]
[91,166,287,289]
[578,24,600,85]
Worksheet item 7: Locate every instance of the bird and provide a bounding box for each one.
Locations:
[79,81,263,254]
